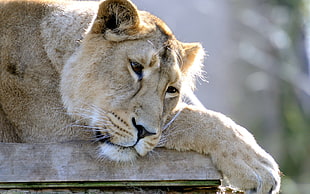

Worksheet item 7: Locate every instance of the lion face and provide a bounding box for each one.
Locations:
[60,0,204,162]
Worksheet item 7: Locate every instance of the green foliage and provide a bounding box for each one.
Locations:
[269,0,310,188]
[271,0,302,10]
[280,84,310,182]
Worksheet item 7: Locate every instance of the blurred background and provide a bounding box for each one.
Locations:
[131,0,309,193]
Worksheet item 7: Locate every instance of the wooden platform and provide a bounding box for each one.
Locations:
[0,143,222,192]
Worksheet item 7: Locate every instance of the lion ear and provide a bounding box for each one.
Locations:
[90,0,140,39]
[181,43,204,74]
[181,42,205,89]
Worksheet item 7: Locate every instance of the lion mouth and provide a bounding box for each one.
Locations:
[94,118,155,147]
[95,130,136,148]
[92,117,160,161]
[94,129,140,162]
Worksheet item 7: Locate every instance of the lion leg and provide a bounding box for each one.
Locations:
[0,103,21,142]
[162,104,280,193]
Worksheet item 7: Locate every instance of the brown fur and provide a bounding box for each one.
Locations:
[0,0,280,193]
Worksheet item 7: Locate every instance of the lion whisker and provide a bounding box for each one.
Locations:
[70,124,108,130]
[56,117,89,132]
[93,135,111,143]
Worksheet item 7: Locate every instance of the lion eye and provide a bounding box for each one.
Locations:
[166,86,178,93]
[130,61,144,81]
[165,86,179,98]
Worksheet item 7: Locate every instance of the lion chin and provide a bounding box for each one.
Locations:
[97,140,151,162]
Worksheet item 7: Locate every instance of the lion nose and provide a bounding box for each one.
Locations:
[132,118,156,140]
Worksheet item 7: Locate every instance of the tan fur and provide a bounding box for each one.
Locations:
[0,0,280,193]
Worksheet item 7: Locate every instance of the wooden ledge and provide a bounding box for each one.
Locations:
[0,143,221,190]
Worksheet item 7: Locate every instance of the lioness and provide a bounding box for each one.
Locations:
[0,0,280,193]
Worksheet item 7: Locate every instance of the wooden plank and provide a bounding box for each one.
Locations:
[0,180,221,190]
[0,143,221,186]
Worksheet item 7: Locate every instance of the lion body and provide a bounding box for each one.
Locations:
[0,1,102,143]
[0,0,280,193]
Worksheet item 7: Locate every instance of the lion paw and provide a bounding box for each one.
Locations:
[214,145,281,194]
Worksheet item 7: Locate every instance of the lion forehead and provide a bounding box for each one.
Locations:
[139,11,174,37]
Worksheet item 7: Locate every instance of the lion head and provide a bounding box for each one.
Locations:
[60,0,204,162]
